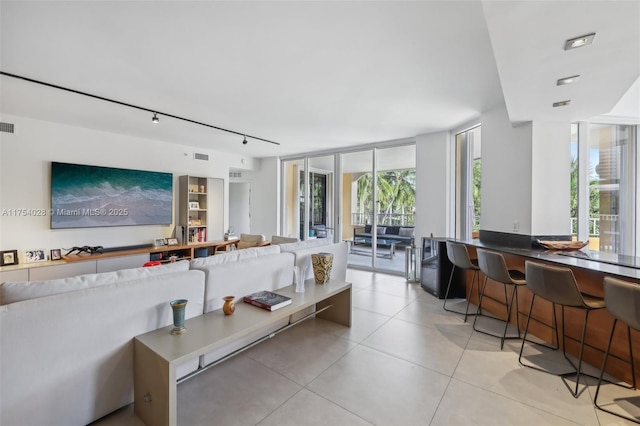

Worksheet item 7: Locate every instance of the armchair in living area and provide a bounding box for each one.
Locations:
[311,224,328,238]
[214,234,270,253]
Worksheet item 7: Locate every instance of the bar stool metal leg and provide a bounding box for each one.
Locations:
[442,241,482,323]
[443,266,480,322]
[560,307,591,397]
[518,261,606,399]
[594,318,639,424]
[472,275,523,350]
[519,295,560,368]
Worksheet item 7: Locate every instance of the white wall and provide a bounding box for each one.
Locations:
[480,104,533,234]
[0,114,258,258]
[228,182,251,235]
[415,131,450,238]
[250,157,280,238]
[230,157,280,239]
[531,121,572,235]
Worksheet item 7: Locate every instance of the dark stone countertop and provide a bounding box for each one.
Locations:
[456,239,640,281]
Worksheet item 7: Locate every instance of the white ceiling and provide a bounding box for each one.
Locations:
[1,1,638,159]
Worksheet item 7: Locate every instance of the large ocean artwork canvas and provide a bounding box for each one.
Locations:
[50,162,173,229]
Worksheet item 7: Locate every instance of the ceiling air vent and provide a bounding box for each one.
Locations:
[229,171,242,179]
[194,152,209,161]
[0,122,15,133]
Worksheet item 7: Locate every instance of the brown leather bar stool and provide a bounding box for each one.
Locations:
[594,276,640,423]
[443,241,481,323]
[473,248,526,349]
[519,261,606,398]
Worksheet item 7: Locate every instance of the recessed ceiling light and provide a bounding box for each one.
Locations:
[564,33,595,50]
[557,75,581,86]
[553,100,571,107]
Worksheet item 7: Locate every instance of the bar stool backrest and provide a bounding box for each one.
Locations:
[524,261,586,308]
[477,249,513,284]
[603,276,640,331]
[446,241,476,270]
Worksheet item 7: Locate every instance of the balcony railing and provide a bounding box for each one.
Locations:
[570,215,618,236]
[352,212,415,226]
[353,214,615,236]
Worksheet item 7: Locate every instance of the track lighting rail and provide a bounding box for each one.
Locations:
[0,71,280,146]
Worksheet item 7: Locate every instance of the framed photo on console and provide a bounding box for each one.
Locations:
[167,238,179,246]
[24,248,46,263]
[154,238,167,247]
[50,249,62,261]
[1,249,19,266]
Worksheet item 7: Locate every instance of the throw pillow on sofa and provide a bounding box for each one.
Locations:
[237,233,267,249]
[376,226,387,235]
[399,227,415,237]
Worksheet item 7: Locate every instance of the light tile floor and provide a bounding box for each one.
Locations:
[97,269,640,425]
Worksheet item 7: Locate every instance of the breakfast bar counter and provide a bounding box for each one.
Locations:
[456,239,640,385]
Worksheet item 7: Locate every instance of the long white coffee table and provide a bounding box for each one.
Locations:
[133,280,352,426]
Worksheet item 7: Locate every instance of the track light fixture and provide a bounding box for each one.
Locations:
[0,71,280,146]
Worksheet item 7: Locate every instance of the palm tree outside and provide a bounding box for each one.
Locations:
[355,169,416,226]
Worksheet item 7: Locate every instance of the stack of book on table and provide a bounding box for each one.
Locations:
[243,290,292,311]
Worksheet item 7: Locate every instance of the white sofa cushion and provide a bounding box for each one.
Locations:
[190,245,280,269]
[280,242,348,282]
[277,238,331,252]
[0,269,205,426]
[0,260,190,305]
[190,252,295,367]
[192,252,294,313]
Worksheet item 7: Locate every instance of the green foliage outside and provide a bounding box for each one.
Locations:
[356,169,416,225]
[570,156,600,235]
[473,159,481,231]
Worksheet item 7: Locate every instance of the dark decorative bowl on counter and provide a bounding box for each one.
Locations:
[536,240,589,251]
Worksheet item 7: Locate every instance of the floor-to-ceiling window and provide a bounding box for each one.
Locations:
[281,142,415,275]
[307,155,335,240]
[455,125,481,240]
[282,159,304,239]
[282,155,336,241]
[573,122,637,256]
[341,145,416,274]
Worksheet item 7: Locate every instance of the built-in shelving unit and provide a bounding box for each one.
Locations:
[178,175,224,245]
[179,175,209,244]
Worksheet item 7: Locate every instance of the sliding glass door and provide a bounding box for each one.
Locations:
[282,142,415,275]
[307,155,335,240]
[282,156,336,241]
[342,145,416,273]
[586,124,636,254]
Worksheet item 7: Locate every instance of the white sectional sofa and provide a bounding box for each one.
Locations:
[190,246,295,366]
[0,240,348,425]
[0,261,205,426]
